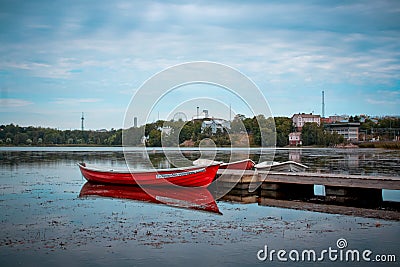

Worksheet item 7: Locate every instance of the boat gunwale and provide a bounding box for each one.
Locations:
[77,162,221,174]
[193,158,255,167]
[221,158,255,167]
[254,160,309,169]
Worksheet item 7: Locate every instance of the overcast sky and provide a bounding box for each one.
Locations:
[1,0,399,129]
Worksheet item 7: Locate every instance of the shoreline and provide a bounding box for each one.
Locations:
[1,143,400,149]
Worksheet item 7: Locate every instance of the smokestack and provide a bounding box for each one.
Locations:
[81,112,84,132]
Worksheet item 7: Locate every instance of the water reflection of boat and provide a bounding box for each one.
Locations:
[77,162,219,187]
[193,159,255,170]
[79,182,221,214]
[255,161,308,172]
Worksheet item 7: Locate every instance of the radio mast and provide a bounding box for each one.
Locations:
[81,112,84,132]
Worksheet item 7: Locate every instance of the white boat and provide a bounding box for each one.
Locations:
[193,159,223,166]
[255,161,308,172]
[193,159,255,170]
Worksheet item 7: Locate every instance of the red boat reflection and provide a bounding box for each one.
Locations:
[79,182,222,214]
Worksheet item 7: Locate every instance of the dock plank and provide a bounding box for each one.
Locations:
[216,170,400,190]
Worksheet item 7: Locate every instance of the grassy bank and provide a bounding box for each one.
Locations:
[358,141,400,149]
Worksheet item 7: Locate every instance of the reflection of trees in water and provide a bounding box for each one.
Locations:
[1,149,399,176]
[294,149,400,176]
[0,151,126,168]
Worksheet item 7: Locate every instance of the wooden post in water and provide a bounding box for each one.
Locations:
[261,182,314,200]
[325,186,383,207]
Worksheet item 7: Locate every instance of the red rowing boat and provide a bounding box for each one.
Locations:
[193,158,255,170]
[77,162,220,187]
[79,182,221,214]
[220,159,255,170]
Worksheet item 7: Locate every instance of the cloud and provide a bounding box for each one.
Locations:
[366,89,400,105]
[52,98,103,105]
[366,98,399,105]
[1,1,399,85]
[0,98,33,107]
[0,0,399,127]
[376,90,400,97]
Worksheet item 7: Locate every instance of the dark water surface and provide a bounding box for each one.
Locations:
[0,147,399,266]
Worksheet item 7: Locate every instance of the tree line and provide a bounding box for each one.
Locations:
[123,115,291,147]
[1,116,288,147]
[2,116,398,147]
[0,124,122,146]
[301,123,344,146]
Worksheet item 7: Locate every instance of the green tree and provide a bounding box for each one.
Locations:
[231,117,246,133]
[147,129,161,147]
[275,117,292,147]
[302,122,344,146]
[301,123,321,146]
[123,126,145,146]
[211,128,231,146]
[179,122,194,144]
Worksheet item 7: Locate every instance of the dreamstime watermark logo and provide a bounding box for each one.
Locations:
[257,238,397,263]
[122,61,276,204]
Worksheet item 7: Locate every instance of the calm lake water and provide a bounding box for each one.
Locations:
[0,147,399,266]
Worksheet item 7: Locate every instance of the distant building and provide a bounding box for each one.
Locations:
[329,115,343,123]
[192,109,210,121]
[289,132,302,146]
[321,117,332,124]
[325,122,360,142]
[329,115,349,123]
[141,135,148,145]
[201,119,231,134]
[370,118,379,124]
[292,113,321,131]
[359,114,368,123]
[157,126,173,136]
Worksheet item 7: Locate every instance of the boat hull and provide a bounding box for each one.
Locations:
[220,159,255,170]
[79,182,221,214]
[78,163,219,187]
[193,159,255,170]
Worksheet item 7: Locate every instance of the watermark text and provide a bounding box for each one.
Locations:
[257,238,396,263]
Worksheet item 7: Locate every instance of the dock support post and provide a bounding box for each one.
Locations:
[209,180,260,198]
[325,186,383,207]
[261,183,314,200]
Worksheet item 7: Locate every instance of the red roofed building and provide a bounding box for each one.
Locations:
[289,132,302,146]
[292,113,321,131]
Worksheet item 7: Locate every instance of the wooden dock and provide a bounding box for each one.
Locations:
[216,169,400,190]
[219,194,400,221]
[212,169,400,209]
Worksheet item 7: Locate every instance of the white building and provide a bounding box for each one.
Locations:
[292,113,321,130]
[192,109,210,121]
[201,119,231,134]
[325,123,360,142]
[329,115,349,123]
[157,126,173,136]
